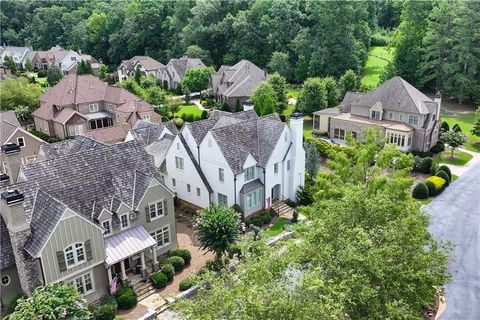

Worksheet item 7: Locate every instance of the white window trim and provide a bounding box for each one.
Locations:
[219,168,225,183]
[17,137,25,148]
[102,220,112,235]
[245,166,255,181]
[187,184,191,193]
[1,275,10,286]
[120,213,130,230]
[175,156,184,170]
[143,114,151,122]
[172,178,176,188]
[64,242,86,269]
[89,103,99,112]
[196,187,201,197]
[274,163,279,175]
[150,225,170,249]
[148,200,165,221]
[72,272,94,296]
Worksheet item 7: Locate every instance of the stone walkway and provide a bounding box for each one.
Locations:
[438,148,480,177]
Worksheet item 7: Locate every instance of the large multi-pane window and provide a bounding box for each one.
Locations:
[120,213,129,229]
[245,166,255,181]
[218,193,228,206]
[149,201,165,220]
[333,128,345,140]
[72,272,94,295]
[175,156,184,170]
[90,118,113,130]
[89,103,99,112]
[151,225,170,248]
[102,220,111,235]
[371,110,381,120]
[386,132,408,147]
[64,243,86,268]
[247,190,261,208]
[408,115,419,126]
[68,124,84,136]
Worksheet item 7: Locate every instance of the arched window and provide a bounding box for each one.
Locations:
[64,242,86,268]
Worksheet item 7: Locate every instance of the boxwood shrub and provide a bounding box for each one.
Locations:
[426,176,446,191]
[114,287,137,310]
[430,141,445,154]
[164,256,185,272]
[160,264,175,281]
[436,170,450,186]
[437,165,452,180]
[424,180,437,197]
[93,303,117,320]
[151,271,169,289]
[412,182,429,199]
[168,248,192,265]
[179,278,195,292]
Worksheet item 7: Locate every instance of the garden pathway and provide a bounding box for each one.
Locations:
[439,148,480,176]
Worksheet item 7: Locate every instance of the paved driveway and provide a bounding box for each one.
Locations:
[424,161,480,320]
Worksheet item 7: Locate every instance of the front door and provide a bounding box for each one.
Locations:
[272,184,281,201]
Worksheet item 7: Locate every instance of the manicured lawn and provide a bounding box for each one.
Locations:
[303,116,313,139]
[263,217,289,236]
[360,46,394,89]
[26,71,48,86]
[286,86,301,99]
[436,150,473,166]
[451,174,458,181]
[282,104,295,116]
[417,198,433,205]
[174,104,203,118]
[441,113,480,152]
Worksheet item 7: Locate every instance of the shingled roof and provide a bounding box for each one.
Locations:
[119,56,165,71]
[0,110,21,145]
[1,140,170,260]
[168,57,205,79]
[38,136,106,160]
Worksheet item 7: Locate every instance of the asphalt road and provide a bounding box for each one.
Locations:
[424,161,480,320]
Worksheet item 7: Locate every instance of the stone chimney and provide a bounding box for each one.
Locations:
[434,91,442,121]
[1,190,43,296]
[1,143,21,184]
[0,173,9,188]
[289,112,306,201]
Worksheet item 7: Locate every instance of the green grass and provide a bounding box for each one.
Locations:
[286,86,301,99]
[451,174,458,181]
[174,104,203,118]
[417,198,433,205]
[282,104,295,116]
[360,46,394,89]
[441,113,480,152]
[303,117,313,139]
[436,150,473,166]
[263,217,289,236]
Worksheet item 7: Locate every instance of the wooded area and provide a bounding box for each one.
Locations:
[1,0,479,103]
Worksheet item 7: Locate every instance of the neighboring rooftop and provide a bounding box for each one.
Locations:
[119,56,165,71]
[38,136,106,160]
[332,112,414,132]
[212,60,266,98]
[0,110,21,145]
[168,56,205,79]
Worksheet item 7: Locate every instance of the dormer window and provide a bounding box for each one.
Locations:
[102,220,112,235]
[89,103,99,112]
[245,166,255,181]
[408,115,419,126]
[371,111,381,120]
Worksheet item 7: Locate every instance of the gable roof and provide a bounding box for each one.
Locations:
[0,216,15,268]
[0,110,21,144]
[83,126,130,144]
[38,136,106,159]
[178,134,213,194]
[119,56,165,71]
[213,60,266,98]
[167,56,205,79]
[346,77,434,115]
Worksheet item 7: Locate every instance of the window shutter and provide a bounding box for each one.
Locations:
[145,205,151,222]
[56,251,67,272]
[163,199,168,216]
[85,240,93,261]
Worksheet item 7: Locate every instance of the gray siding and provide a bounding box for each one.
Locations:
[350,105,370,117]
[0,266,22,306]
[40,212,105,284]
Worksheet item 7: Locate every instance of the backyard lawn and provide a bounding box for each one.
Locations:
[360,46,394,89]
[286,86,301,99]
[174,104,203,118]
[436,150,473,166]
[441,113,480,152]
[263,217,289,237]
[303,117,313,139]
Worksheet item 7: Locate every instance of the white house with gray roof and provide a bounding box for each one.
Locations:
[321,76,441,152]
[0,138,176,309]
[128,110,305,217]
[157,56,205,90]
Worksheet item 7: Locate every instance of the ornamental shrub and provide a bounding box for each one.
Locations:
[37,70,48,78]
[440,121,450,132]
[160,264,175,281]
[426,176,446,191]
[168,248,192,265]
[436,170,450,186]
[206,259,223,272]
[231,203,244,220]
[412,182,429,199]
[164,256,185,271]
[93,304,116,320]
[425,180,437,197]
[419,157,433,174]
[173,118,184,128]
[430,163,439,176]
[452,123,462,132]
[437,165,452,180]
[151,271,169,289]
[179,278,195,292]
[114,287,137,310]
[430,141,445,154]
[227,243,242,259]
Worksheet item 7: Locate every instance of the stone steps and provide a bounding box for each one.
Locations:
[272,201,295,217]
[134,280,157,301]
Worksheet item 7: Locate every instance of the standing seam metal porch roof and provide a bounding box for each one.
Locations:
[105,225,156,266]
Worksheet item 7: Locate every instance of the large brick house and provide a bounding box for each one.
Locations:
[32,74,161,144]
[314,76,441,152]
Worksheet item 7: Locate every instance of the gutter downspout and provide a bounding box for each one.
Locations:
[234,175,237,204]
[263,168,266,209]
[197,145,200,166]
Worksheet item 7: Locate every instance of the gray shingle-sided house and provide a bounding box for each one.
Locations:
[210,60,267,109]
[157,56,206,90]
[1,111,43,173]
[319,76,441,151]
[0,139,176,308]
[32,74,161,143]
[117,56,166,82]
[0,46,31,68]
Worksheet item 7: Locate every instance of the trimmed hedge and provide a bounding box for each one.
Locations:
[436,170,450,186]
[308,138,342,157]
[413,156,433,174]
[168,248,192,265]
[426,176,446,191]
[437,165,452,180]
[425,180,437,197]
[164,256,185,272]
[245,209,275,227]
[114,287,137,310]
[430,141,445,154]
[93,304,116,320]
[151,271,169,289]
[440,121,450,132]
[179,278,195,292]
[161,264,175,281]
[412,182,429,199]
[452,124,462,132]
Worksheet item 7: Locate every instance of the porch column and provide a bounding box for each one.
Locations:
[140,251,146,271]
[120,259,127,281]
[107,266,112,282]
[152,247,158,271]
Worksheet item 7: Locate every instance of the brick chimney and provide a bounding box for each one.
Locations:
[1,190,43,296]
[1,143,21,184]
[289,112,306,201]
